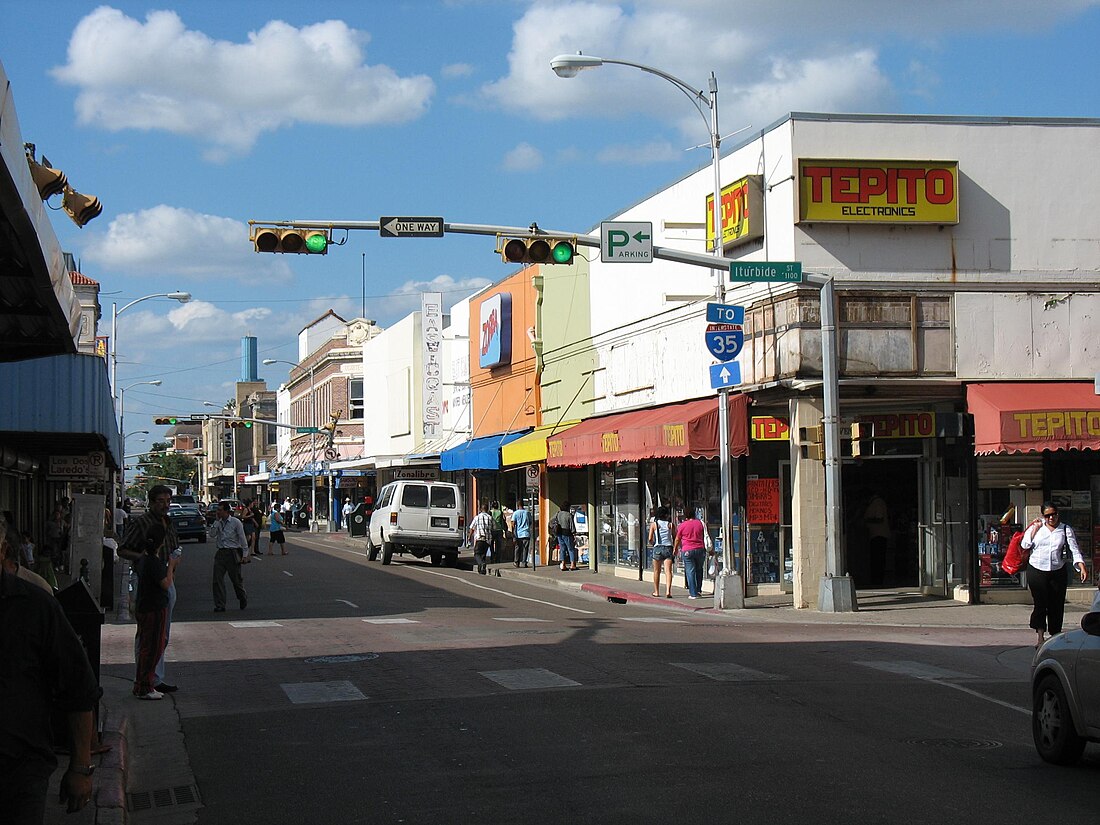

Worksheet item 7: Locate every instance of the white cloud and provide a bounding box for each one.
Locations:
[596,140,681,165]
[81,205,295,283]
[51,7,435,157]
[442,62,475,78]
[503,142,544,171]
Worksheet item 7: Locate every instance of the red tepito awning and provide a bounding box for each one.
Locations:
[967,382,1100,455]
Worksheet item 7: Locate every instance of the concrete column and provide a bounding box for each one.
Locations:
[790,397,827,609]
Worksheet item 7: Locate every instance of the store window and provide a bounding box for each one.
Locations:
[349,378,364,420]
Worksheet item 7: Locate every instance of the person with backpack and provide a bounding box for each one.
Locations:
[555,503,577,571]
[489,500,507,564]
[648,506,676,597]
[1021,502,1088,647]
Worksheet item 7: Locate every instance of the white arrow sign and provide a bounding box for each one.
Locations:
[379,217,445,238]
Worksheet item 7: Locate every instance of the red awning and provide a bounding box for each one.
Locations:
[967,382,1100,455]
[546,395,749,468]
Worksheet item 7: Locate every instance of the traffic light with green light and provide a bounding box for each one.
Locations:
[252,225,330,254]
[499,236,575,265]
[154,417,181,426]
[227,420,253,429]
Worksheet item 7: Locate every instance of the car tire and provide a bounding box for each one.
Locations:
[381,542,394,565]
[444,553,457,568]
[1033,673,1086,765]
[366,533,379,561]
[197,534,207,544]
[430,552,442,566]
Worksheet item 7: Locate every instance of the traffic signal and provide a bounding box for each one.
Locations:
[62,186,103,228]
[252,225,330,254]
[154,416,181,426]
[499,236,575,265]
[798,423,825,461]
[227,420,253,429]
[850,421,874,457]
[26,154,68,199]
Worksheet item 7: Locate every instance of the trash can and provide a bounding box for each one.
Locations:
[295,510,310,528]
[347,503,368,537]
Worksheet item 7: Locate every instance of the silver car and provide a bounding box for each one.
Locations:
[1031,611,1100,764]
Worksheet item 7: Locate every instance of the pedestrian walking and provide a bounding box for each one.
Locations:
[266,502,288,555]
[241,499,262,558]
[119,485,181,694]
[132,521,175,700]
[468,501,493,575]
[555,503,577,571]
[673,509,708,599]
[1021,502,1088,647]
[210,501,249,612]
[489,500,507,563]
[511,499,531,567]
[649,506,676,597]
[341,497,354,531]
[0,519,101,821]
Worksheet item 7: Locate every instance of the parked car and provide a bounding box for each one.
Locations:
[366,480,464,566]
[204,498,244,525]
[1031,610,1100,764]
[168,503,207,543]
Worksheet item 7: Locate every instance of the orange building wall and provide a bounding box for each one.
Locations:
[469,268,539,437]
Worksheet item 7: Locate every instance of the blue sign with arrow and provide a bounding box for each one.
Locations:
[709,362,742,390]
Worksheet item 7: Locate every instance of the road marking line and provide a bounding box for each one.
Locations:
[228,621,282,628]
[671,662,787,681]
[421,570,595,614]
[621,617,687,623]
[282,680,365,704]
[283,570,294,576]
[336,599,359,608]
[928,680,1030,716]
[856,660,1029,715]
[480,668,581,690]
[362,617,419,624]
[492,617,552,622]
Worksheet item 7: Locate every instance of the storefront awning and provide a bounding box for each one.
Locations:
[441,431,528,471]
[501,421,581,467]
[546,395,750,468]
[967,382,1100,454]
[0,353,122,468]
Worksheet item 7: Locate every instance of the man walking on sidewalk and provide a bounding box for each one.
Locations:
[210,501,248,612]
[468,501,493,575]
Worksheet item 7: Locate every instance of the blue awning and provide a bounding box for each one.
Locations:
[0,353,122,467]
[441,431,528,471]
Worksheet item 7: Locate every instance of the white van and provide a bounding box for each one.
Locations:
[366,480,464,566]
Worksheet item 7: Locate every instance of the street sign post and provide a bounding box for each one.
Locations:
[379,217,445,238]
[600,221,653,262]
[729,261,803,283]
[709,362,742,390]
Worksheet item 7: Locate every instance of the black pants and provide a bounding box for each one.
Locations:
[1027,563,1070,634]
[473,540,490,574]
[212,548,247,609]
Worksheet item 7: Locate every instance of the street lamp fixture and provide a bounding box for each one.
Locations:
[551,51,740,606]
[264,357,320,532]
[110,291,191,402]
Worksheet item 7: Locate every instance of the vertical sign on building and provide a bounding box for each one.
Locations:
[421,292,443,439]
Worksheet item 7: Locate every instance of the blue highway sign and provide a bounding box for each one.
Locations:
[709,362,742,390]
[706,303,744,324]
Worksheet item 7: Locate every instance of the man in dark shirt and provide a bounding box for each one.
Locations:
[0,521,102,822]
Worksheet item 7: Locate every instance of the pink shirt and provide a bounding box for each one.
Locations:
[677,518,706,551]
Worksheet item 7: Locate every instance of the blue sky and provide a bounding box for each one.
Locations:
[3,1,1099,443]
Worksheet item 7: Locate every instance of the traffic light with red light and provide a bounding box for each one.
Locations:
[499,236,575,265]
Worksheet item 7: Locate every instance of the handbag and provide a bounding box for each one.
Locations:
[1001,530,1030,575]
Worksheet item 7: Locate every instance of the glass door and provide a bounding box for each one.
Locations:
[919,453,970,596]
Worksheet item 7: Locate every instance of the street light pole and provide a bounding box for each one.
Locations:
[110,291,191,404]
[551,53,742,607]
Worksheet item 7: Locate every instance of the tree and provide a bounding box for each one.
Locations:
[130,441,199,497]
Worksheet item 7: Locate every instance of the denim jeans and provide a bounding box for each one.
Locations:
[682,549,706,596]
[557,533,576,566]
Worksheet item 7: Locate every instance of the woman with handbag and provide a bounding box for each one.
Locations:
[1021,502,1087,647]
[672,508,708,599]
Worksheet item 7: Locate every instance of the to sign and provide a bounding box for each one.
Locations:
[600,221,653,263]
[706,303,744,325]
[379,217,444,238]
[729,261,803,283]
[705,323,743,361]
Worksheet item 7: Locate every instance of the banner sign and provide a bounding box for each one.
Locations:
[747,478,781,524]
[798,160,959,224]
[421,292,443,439]
[478,292,512,369]
[706,174,764,251]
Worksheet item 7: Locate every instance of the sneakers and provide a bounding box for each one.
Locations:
[154,683,178,693]
[136,690,164,701]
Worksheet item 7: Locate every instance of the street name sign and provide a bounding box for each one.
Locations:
[709,362,742,390]
[729,261,803,283]
[706,303,744,325]
[705,323,744,361]
[296,426,320,433]
[601,221,653,263]
[379,216,445,238]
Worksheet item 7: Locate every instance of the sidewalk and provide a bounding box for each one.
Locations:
[48,533,1097,825]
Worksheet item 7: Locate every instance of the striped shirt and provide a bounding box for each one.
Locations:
[469,511,493,543]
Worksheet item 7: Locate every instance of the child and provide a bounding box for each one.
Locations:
[133,524,173,700]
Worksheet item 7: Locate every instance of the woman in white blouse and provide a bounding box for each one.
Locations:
[1021,503,1088,647]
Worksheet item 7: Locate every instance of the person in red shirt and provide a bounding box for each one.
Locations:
[673,510,708,599]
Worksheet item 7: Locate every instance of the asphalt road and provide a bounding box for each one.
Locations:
[99,532,1099,825]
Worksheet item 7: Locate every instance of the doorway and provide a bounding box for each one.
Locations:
[842,458,920,589]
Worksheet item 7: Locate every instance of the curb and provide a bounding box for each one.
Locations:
[95,700,128,825]
[581,583,708,611]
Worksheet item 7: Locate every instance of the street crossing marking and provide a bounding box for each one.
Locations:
[362,617,419,624]
[228,621,282,628]
[422,569,596,614]
[336,599,360,608]
[855,660,973,680]
[671,662,787,682]
[283,570,294,577]
[281,680,366,704]
[480,668,581,690]
[492,617,552,622]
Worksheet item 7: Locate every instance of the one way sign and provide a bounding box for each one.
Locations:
[379,216,445,238]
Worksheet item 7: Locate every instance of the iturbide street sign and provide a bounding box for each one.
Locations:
[705,322,744,361]
[379,217,445,238]
[728,261,803,283]
[709,362,742,390]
